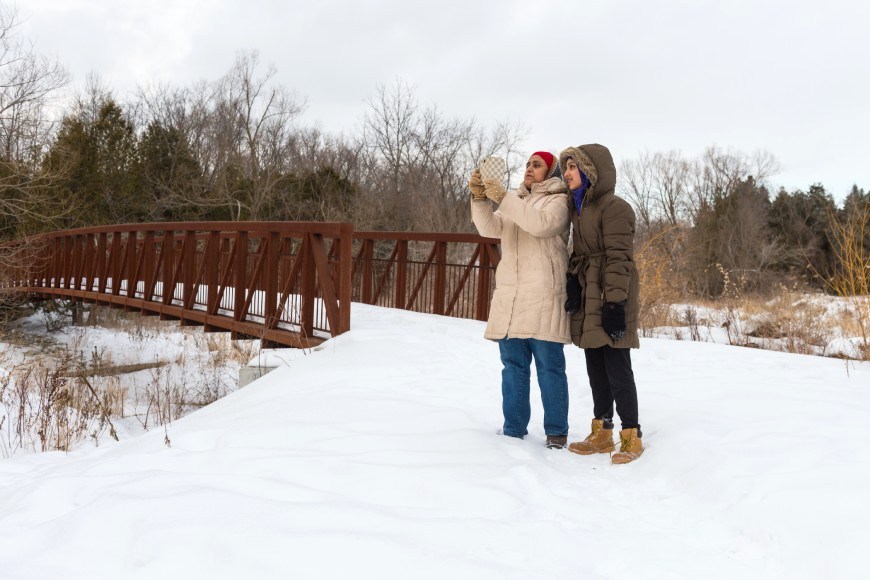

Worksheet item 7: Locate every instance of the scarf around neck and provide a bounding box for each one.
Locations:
[572,172,591,214]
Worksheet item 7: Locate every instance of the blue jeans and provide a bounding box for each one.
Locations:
[498,338,569,438]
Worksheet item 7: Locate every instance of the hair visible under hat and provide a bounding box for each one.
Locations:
[530,151,561,179]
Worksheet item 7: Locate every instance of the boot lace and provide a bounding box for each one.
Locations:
[619,434,632,453]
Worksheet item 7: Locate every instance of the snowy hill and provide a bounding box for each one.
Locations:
[0,304,868,579]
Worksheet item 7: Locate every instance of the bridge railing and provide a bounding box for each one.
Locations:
[349,231,501,321]
[3,222,354,348]
[1,223,501,347]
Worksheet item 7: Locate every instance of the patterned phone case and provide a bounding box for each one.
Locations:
[479,156,506,182]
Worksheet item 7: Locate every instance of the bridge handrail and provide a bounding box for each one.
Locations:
[0,222,502,347]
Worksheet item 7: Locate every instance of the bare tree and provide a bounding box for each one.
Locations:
[361,80,421,198]
[358,79,526,232]
[133,52,307,221]
[685,146,779,223]
[464,119,527,191]
[133,73,527,231]
[654,151,691,227]
[620,151,659,232]
[0,4,69,236]
[0,5,68,164]
[0,5,70,321]
[133,82,213,219]
[272,126,362,222]
[620,146,785,299]
[620,150,691,233]
[217,51,306,219]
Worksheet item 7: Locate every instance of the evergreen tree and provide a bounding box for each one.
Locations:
[687,177,779,296]
[768,183,837,283]
[44,99,142,227]
[138,121,204,221]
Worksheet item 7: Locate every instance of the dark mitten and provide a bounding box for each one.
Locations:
[564,274,581,314]
[602,301,626,341]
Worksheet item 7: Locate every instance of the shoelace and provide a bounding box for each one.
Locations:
[619,435,632,453]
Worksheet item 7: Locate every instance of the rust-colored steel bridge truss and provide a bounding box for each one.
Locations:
[1,222,500,348]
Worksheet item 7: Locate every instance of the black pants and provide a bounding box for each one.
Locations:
[584,345,640,432]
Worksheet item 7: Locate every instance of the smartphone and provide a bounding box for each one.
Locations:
[479,156,506,182]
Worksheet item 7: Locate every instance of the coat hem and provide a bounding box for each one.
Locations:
[486,332,572,345]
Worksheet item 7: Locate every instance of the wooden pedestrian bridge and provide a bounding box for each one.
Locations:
[0,222,500,348]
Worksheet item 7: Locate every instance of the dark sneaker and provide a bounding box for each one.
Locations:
[546,435,567,449]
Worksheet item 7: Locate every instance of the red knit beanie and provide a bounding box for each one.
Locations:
[530,151,560,179]
[530,151,554,168]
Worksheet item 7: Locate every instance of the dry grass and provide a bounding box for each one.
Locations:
[639,281,865,359]
[637,241,865,360]
[748,290,835,356]
[0,344,125,456]
[825,202,870,356]
[636,227,686,335]
[1,303,262,457]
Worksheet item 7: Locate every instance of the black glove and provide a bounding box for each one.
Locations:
[602,301,626,341]
[564,274,581,314]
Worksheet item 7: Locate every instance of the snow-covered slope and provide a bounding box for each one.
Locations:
[0,305,867,579]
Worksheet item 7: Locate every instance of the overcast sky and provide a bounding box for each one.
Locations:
[20,0,870,200]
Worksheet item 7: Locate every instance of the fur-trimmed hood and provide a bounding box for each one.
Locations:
[558,144,616,202]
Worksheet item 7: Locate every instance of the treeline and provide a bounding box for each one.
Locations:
[1,35,525,237]
[0,6,867,301]
[619,149,869,297]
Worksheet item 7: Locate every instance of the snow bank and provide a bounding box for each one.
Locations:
[0,304,867,579]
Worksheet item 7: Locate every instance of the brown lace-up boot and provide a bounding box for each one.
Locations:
[546,435,568,449]
[568,419,616,455]
[611,428,644,464]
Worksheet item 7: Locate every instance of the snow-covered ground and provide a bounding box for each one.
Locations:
[0,304,868,579]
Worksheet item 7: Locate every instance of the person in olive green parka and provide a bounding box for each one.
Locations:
[560,143,644,465]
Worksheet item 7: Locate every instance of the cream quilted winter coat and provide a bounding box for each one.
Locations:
[471,177,571,343]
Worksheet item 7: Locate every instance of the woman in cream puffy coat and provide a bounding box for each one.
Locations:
[470,151,571,449]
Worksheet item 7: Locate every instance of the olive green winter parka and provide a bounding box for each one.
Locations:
[560,144,640,349]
